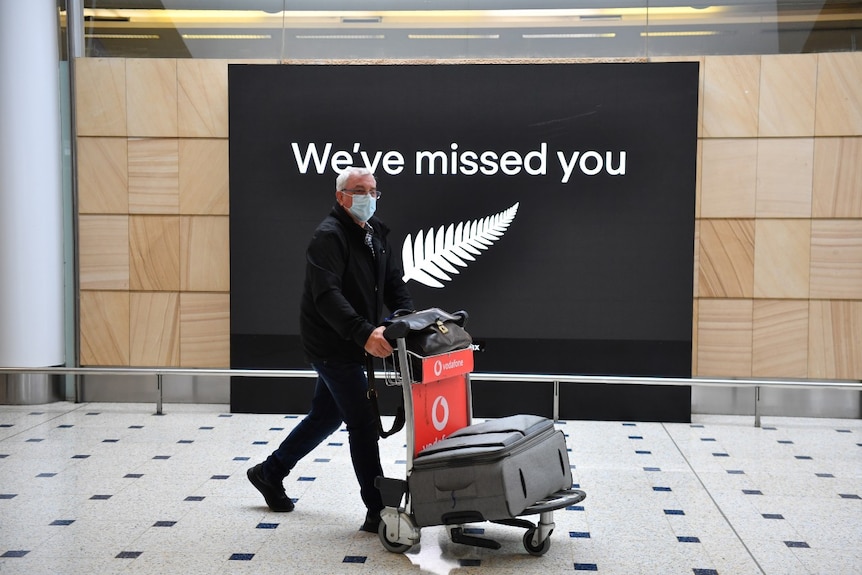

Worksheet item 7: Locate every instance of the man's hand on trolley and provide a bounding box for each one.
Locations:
[364,325,394,358]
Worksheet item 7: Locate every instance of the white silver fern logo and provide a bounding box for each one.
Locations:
[401,202,520,288]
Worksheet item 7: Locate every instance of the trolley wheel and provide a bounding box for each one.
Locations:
[378,520,411,554]
[523,528,551,556]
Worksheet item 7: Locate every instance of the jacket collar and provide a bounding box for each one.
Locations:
[331,204,385,237]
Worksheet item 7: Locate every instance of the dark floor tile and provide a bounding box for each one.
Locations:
[229,553,254,561]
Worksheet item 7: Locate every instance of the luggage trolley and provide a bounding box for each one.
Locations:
[374,310,586,556]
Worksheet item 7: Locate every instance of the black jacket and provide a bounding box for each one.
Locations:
[299,205,414,363]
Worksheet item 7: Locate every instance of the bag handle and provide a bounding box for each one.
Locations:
[365,353,405,439]
[383,308,469,338]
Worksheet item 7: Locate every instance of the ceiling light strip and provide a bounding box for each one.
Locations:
[408,34,500,40]
[342,17,382,24]
[295,34,385,40]
[523,33,616,39]
[84,33,160,39]
[182,34,272,40]
[640,30,725,37]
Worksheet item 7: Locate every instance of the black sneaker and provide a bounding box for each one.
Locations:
[247,463,294,512]
[359,509,381,533]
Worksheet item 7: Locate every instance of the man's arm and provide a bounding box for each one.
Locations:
[306,230,376,349]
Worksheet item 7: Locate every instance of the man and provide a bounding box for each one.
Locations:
[247,166,414,533]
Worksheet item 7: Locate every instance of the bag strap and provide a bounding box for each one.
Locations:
[365,353,405,439]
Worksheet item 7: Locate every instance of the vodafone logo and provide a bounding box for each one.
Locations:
[419,348,472,384]
[431,396,450,431]
[433,358,465,378]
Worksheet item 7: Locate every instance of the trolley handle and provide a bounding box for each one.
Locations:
[383,319,410,341]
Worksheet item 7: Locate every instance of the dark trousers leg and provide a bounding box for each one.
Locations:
[264,359,383,513]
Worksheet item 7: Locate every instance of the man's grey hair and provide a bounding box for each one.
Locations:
[336,166,374,191]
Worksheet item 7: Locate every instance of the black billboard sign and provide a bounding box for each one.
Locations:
[229,62,698,421]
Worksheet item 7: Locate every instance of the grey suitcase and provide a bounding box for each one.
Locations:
[408,414,573,527]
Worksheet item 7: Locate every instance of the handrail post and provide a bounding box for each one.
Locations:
[553,380,560,421]
[753,385,761,428]
[156,373,164,416]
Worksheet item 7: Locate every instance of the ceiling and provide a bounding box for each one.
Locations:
[66,1,862,59]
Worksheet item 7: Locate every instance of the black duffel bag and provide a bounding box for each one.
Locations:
[384,307,472,356]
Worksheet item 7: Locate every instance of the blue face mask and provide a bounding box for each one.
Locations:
[348,194,376,222]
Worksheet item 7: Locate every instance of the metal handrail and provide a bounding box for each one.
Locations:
[468,373,862,427]
[1,366,859,426]
[0,366,318,416]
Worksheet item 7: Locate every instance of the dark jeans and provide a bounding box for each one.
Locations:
[263,359,383,513]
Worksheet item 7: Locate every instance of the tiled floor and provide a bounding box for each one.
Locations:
[0,402,859,574]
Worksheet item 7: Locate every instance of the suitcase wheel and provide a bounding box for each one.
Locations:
[378,521,412,554]
[523,528,551,556]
